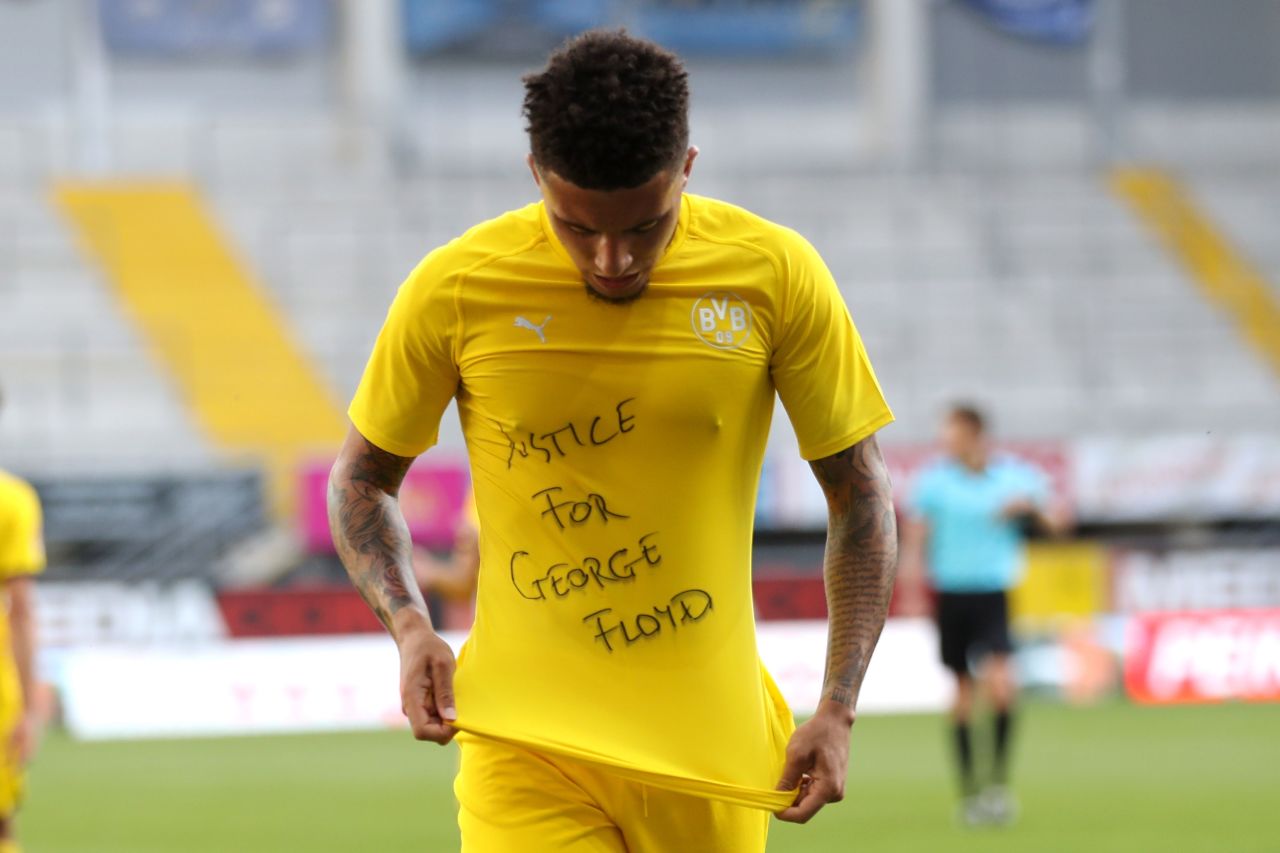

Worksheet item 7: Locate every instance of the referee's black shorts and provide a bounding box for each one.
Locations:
[936,590,1013,674]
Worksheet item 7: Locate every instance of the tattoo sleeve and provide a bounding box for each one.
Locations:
[809,434,898,711]
[328,434,430,635]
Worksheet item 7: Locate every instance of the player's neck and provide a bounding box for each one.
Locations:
[957,449,988,473]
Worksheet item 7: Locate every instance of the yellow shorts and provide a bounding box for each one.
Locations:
[455,734,770,853]
[0,765,21,821]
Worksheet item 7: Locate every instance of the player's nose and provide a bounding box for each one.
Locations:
[594,237,632,277]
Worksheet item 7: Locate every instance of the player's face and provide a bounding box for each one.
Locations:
[941,416,981,458]
[530,148,697,303]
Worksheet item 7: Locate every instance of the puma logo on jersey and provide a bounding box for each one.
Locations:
[514,315,551,344]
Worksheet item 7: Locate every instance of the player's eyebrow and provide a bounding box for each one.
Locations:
[555,212,665,233]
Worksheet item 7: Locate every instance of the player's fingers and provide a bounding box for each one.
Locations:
[403,680,437,741]
[416,720,458,745]
[775,749,810,793]
[776,777,839,824]
[430,656,458,722]
[404,672,455,745]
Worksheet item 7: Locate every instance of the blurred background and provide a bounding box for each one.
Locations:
[1,0,1278,851]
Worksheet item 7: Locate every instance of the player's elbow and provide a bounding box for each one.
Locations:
[326,457,358,552]
[6,583,34,623]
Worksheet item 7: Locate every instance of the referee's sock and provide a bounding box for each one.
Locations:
[952,722,977,796]
[993,709,1015,785]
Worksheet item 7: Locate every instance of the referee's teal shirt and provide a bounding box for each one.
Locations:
[910,454,1049,593]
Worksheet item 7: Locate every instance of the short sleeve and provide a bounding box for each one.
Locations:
[348,252,461,458]
[1020,462,1052,506]
[0,484,46,579]
[770,231,893,460]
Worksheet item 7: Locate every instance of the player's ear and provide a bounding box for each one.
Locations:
[527,154,542,187]
[681,146,699,188]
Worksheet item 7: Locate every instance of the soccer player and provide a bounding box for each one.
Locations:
[899,404,1069,827]
[412,491,480,604]
[329,30,897,851]
[0,392,45,853]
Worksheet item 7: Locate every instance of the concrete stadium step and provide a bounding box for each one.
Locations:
[53,182,349,510]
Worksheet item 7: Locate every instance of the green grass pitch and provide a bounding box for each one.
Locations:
[21,700,1280,852]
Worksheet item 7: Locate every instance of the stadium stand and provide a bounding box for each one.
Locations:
[1,0,1278,582]
[5,115,1280,471]
[55,181,348,511]
[0,181,212,471]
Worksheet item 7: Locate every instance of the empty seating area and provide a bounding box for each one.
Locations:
[209,154,1280,452]
[5,128,1280,476]
[0,184,212,471]
[2,58,1280,474]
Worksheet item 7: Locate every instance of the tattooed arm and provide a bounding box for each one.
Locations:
[810,433,898,712]
[776,433,897,823]
[329,426,458,743]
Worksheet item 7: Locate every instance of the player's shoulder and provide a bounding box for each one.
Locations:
[0,469,39,515]
[403,203,546,294]
[685,194,817,261]
[990,454,1048,492]
[685,194,811,247]
[913,456,954,485]
[991,452,1040,477]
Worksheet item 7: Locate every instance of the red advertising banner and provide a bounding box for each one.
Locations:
[218,587,384,638]
[1125,610,1280,704]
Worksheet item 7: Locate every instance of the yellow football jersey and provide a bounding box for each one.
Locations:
[0,470,43,655]
[350,193,892,810]
[0,468,43,792]
[0,470,44,583]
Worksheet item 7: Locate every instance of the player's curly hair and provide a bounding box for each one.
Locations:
[523,29,689,191]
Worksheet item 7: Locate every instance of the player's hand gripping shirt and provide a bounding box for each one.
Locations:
[350,194,893,810]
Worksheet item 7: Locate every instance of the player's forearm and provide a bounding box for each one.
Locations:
[12,622,34,711]
[821,504,897,712]
[810,436,898,714]
[9,598,36,711]
[328,444,432,640]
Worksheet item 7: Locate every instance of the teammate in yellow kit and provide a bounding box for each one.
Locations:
[0,395,45,853]
[329,30,898,851]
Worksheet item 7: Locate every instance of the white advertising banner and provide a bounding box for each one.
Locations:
[1113,549,1280,613]
[764,434,1280,526]
[38,581,227,647]
[1073,435,1280,521]
[60,620,950,740]
[61,634,415,741]
[757,618,952,716]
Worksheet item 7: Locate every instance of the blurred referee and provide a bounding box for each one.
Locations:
[900,404,1069,827]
